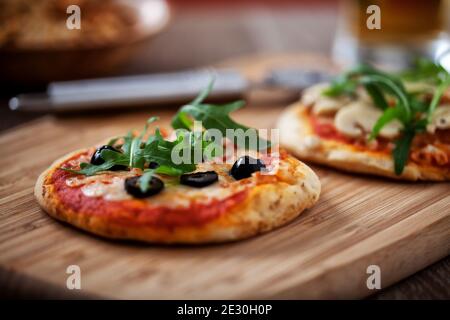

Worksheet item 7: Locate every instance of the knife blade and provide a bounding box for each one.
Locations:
[9,68,331,112]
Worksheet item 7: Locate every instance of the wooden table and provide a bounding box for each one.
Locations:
[0,1,448,299]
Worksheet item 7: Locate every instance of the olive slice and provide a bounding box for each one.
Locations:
[90,145,127,171]
[148,161,159,169]
[91,145,116,165]
[124,176,164,198]
[180,171,218,188]
[230,156,266,180]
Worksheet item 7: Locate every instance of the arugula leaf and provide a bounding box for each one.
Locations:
[370,107,403,141]
[63,149,128,176]
[427,75,450,123]
[322,63,403,98]
[173,100,270,150]
[360,75,411,123]
[191,78,215,105]
[322,75,357,97]
[393,127,415,175]
[414,118,428,133]
[400,58,448,83]
[107,137,120,146]
[172,81,270,150]
[138,166,187,193]
[171,111,193,131]
[121,132,133,157]
[64,117,162,178]
[409,94,429,113]
[358,73,419,174]
[143,134,196,174]
[138,170,155,193]
[129,137,143,169]
[364,83,389,110]
[62,162,114,176]
[351,64,404,87]
[101,149,130,164]
[171,80,214,130]
[176,101,246,133]
[154,165,184,176]
[123,116,160,170]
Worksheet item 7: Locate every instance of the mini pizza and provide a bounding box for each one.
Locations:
[35,85,320,244]
[278,60,450,181]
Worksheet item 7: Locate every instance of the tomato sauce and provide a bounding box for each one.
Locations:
[51,161,249,229]
[309,114,392,153]
[310,116,352,144]
[309,113,450,168]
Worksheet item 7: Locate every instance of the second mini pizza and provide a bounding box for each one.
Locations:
[278,60,450,181]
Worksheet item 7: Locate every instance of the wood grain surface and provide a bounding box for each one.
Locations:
[1,54,449,299]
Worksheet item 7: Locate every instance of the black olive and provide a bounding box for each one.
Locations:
[148,161,159,169]
[90,145,127,171]
[180,171,218,188]
[124,176,164,198]
[230,156,266,180]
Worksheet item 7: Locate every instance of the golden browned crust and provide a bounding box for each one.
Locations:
[35,148,321,244]
[278,102,450,181]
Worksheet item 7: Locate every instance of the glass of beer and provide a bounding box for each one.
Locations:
[333,0,450,70]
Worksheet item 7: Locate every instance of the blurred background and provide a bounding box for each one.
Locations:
[0,0,338,89]
[1,0,448,134]
[1,0,449,128]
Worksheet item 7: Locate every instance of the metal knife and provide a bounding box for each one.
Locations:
[9,68,331,112]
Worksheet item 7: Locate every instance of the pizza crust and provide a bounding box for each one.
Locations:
[277,102,450,181]
[35,147,321,244]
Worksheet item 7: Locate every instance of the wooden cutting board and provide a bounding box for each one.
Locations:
[0,54,449,299]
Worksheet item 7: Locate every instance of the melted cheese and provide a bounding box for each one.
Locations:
[81,177,131,201]
[301,83,351,116]
[64,152,285,206]
[427,105,450,133]
[302,135,321,150]
[66,171,135,201]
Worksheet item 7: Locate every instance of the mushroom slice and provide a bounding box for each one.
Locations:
[334,101,403,139]
[427,105,450,134]
[301,83,351,116]
[313,97,352,116]
[301,83,329,106]
[404,81,435,94]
